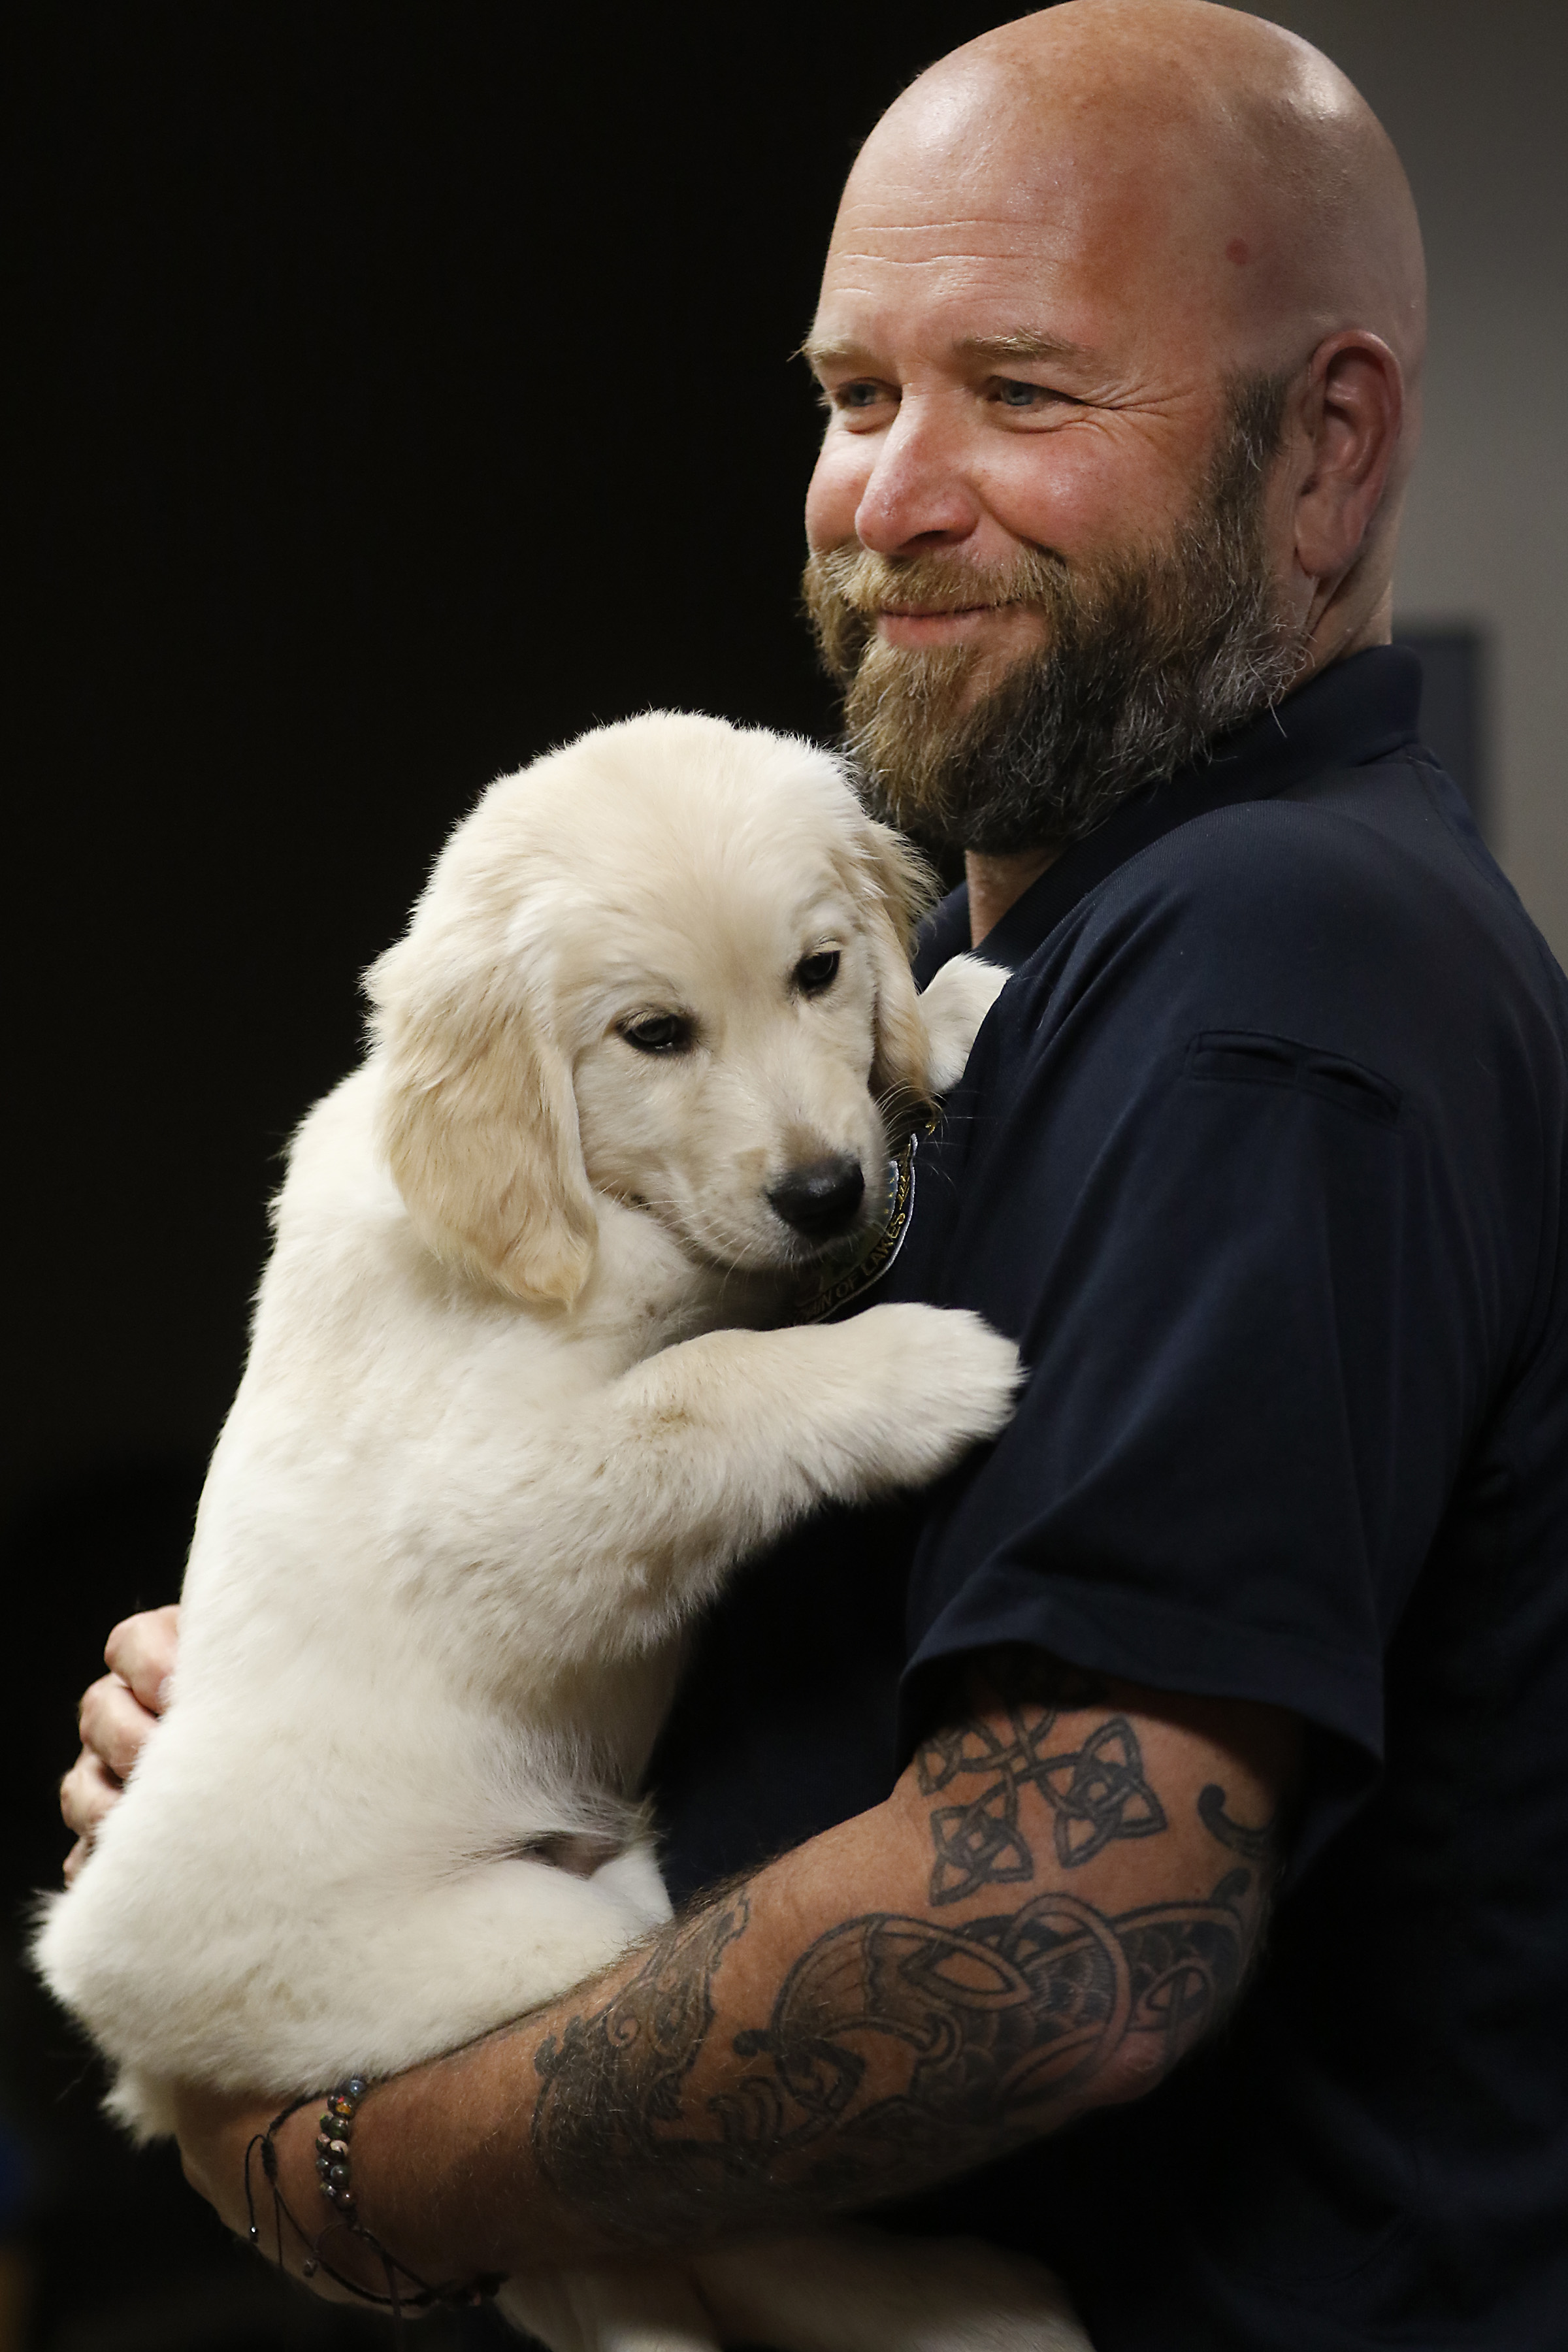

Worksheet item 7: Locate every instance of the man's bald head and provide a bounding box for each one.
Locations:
[849,3,1424,397]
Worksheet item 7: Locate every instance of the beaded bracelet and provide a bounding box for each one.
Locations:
[244,2079,503,2336]
[315,2074,367,2213]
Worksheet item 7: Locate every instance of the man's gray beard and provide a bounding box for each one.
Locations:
[802,376,1311,857]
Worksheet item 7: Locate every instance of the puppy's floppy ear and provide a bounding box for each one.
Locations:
[367,912,597,1309]
[847,812,940,1130]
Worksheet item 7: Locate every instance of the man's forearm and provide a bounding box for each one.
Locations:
[263,1654,1295,2282]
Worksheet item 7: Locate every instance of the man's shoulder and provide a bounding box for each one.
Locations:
[1029,757,1556,1028]
[962,763,1568,1154]
[1104,760,1494,928]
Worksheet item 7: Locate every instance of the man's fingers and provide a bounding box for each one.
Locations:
[61,1606,179,1886]
[77,1673,159,1782]
[60,1745,133,1885]
[103,1603,180,1712]
[60,1748,124,1844]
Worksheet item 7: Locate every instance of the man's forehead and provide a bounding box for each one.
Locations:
[808,165,1198,369]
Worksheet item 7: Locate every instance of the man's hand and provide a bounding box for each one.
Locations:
[61,1605,180,1881]
[193,1649,1298,2291]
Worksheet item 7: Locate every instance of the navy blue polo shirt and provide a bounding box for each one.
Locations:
[651,647,1568,2348]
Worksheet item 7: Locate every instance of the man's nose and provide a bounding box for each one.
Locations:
[853,397,980,557]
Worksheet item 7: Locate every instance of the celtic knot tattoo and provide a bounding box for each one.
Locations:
[1198,1780,1277,1863]
[525,1655,1281,2246]
[917,1671,1167,1901]
[530,1874,1250,2238]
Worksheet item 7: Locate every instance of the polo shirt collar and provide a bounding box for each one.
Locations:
[913,644,1424,978]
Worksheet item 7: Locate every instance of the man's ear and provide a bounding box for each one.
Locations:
[367,928,597,1309]
[847,813,939,1130]
[1290,331,1405,590]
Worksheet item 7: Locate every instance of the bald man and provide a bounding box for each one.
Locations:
[67,6,1568,2345]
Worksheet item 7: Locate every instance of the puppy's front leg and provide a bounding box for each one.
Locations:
[465,1304,1020,1671]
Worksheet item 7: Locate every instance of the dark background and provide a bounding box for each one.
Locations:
[6,7,1019,2344]
[2,6,1491,2347]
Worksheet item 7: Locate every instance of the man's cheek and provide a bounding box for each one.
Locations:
[993,423,1191,565]
[804,444,874,554]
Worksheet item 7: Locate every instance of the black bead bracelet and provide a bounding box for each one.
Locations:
[315,2074,368,2212]
[245,2078,504,2337]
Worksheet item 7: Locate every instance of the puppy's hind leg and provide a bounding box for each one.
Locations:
[498,2264,724,2352]
[693,2227,1094,2352]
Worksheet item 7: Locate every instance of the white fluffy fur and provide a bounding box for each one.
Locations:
[36,713,1088,2352]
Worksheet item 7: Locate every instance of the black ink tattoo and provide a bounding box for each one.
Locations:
[531,1873,1249,2242]
[532,1895,749,2175]
[530,1654,1275,2244]
[917,1657,1166,1901]
[1198,1781,1277,1865]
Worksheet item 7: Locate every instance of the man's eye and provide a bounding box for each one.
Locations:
[826,380,890,413]
[795,949,841,995]
[619,1013,694,1055]
[990,378,1066,411]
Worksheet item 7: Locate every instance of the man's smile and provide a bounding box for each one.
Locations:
[874,599,1031,648]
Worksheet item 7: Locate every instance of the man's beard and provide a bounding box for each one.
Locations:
[801,375,1310,857]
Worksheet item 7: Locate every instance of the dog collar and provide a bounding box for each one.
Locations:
[794,1130,919,1324]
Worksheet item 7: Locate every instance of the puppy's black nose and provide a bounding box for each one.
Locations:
[768,1154,866,1241]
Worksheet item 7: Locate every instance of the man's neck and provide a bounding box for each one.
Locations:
[966,847,1057,947]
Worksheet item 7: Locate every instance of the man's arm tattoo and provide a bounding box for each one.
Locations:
[530,1657,1279,2242]
[915,1653,1167,1902]
[531,1869,1251,2242]
[1198,1780,1279,1865]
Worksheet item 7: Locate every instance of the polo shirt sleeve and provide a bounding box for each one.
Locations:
[898,804,1522,1858]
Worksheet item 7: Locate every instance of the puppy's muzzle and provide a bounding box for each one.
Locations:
[767,1154,866,1244]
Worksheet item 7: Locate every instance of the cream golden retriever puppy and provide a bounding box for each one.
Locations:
[37,713,1088,2351]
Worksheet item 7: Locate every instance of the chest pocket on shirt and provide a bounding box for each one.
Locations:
[1186,1030,1403,1126]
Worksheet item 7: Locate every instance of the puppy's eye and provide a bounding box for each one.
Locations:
[618,1012,694,1056]
[795,949,841,996]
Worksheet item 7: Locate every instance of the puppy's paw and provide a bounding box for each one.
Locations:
[917,954,1010,1094]
[836,1303,1022,1490]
